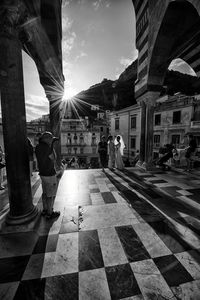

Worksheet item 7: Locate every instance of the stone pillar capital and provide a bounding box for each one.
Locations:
[137,91,160,107]
[0,0,28,39]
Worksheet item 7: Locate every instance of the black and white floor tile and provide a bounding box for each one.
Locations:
[0,168,200,299]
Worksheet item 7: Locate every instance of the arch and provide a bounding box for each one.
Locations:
[148,0,200,91]
[169,58,197,76]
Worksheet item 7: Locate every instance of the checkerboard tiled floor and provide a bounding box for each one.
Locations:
[0,168,200,299]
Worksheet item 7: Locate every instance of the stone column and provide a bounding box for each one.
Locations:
[143,91,160,170]
[0,2,38,225]
[49,97,62,167]
[137,100,146,165]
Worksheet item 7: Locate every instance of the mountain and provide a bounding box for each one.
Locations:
[66,60,138,119]
[164,69,200,95]
[65,59,200,119]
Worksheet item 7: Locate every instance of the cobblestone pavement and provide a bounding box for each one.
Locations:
[0,168,200,299]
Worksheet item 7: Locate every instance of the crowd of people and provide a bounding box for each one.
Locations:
[98,134,125,172]
[0,131,199,221]
[156,134,198,171]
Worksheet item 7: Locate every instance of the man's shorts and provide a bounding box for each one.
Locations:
[40,175,58,197]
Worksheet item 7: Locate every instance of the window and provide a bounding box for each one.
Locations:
[173,111,181,124]
[130,137,136,149]
[92,137,96,145]
[130,116,136,129]
[155,114,161,126]
[67,138,72,145]
[68,148,71,154]
[171,135,180,146]
[91,105,99,111]
[74,148,77,154]
[154,135,160,147]
[115,119,119,130]
[196,136,200,147]
[92,147,96,154]
[100,127,103,132]
[80,136,84,144]
[80,148,84,154]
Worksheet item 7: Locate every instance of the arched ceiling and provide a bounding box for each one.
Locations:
[0,0,64,102]
[148,0,200,89]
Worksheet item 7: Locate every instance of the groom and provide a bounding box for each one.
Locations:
[107,135,115,170]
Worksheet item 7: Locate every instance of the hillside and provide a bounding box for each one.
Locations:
[65,60,200,119]
[164,69,200,95]
[67,60,138,118]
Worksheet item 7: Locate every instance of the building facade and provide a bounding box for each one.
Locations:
[109,94,200,164]
[109,104,141,163]
[61,118,100,167]
[153,94,200,157]
[28,115,50,144]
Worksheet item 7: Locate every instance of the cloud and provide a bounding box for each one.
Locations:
[119,50,138,71]
[115,73,121,80]
[62,17,73,32]
[132,49,138,61]
[92,0,101,11]
[62,32,76,56]
[63,60,73,83]
[75,51,88,61]
[0,94,48,121]
[62,0,73,8]
[169,58,197,76]
[92,0,111,11]
[119,57,133,68]
[63,60,72,72]
[80,40,86,47]
[25,94,49,121]
[115,51,138,79]
[77,0,87,4]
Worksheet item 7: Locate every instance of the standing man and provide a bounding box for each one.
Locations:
[35,131,60,219]
[98,135,108,172]
[107,135,115,170]
[185,134,197,171]
[27,138,34,176]
[0,146,5,190]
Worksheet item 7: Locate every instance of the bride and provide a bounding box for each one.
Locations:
[114,135,125,170]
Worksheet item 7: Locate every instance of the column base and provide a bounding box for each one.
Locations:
[5,205,39,226]
[136,160,143,167]
[142,161,157,171]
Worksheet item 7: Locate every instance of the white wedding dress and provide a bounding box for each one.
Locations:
[115,141,124,170]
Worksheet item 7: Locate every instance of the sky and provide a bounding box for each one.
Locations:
[23,0,137,121]
[0,0,197,121]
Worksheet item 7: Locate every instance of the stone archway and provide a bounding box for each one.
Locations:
[148,0,200,91]
[0,0,64,225]
[133,0,200,168]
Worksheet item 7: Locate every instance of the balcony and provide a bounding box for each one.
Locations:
[191,121,200,128]
[153,143,160,149]
[65,142,87,147]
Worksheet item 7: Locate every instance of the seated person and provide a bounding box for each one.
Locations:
[185,134,197,171]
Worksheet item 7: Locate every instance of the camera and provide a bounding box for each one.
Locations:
[52,137,59,143]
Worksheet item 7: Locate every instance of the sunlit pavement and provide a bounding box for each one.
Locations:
[0,167,200,299]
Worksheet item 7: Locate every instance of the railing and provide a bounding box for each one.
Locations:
[191,121,200,127]
[153,143,160,148]
[65,143,87,146]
